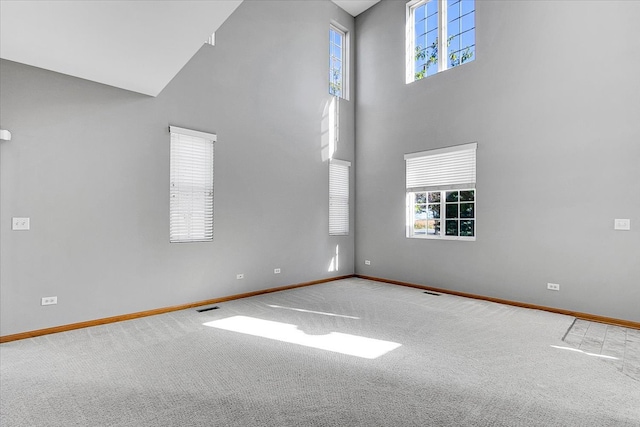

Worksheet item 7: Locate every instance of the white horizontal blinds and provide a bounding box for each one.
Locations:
[329,159,350,236]
[169,127,216,243]
[405,142,477,191]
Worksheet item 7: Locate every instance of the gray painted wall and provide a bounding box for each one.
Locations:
[354,0,640,321]
[2,0,639,337]
[0,0,355,336]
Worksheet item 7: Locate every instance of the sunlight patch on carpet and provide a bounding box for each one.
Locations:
[550,345,620,360]
[204,316,401,359]
[266,304,360,319]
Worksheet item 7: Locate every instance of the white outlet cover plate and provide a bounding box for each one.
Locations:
[41,296,57,305]
[12,217,30,230]
[614,219,631,230]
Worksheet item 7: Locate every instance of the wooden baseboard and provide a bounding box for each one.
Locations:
[4,273,636,343]
[357,274,640,330]
[0,275,355,343]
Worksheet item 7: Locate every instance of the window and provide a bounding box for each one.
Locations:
[329,159,350,235]
[405,143,477,240]
[407,0,475,82]
[169,126,216,243]
[329,24,348,99]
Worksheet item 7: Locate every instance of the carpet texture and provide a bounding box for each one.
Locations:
[1,278,639,426]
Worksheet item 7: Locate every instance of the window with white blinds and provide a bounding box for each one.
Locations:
[405,142,477,191]
[169,126,216,243]
[405,143,477,240]
[329,159,350,236]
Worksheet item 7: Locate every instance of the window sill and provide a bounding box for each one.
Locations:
[407,234,475,242]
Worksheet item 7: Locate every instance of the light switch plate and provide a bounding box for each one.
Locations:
[614,219,631,230]
[12,217,30,230]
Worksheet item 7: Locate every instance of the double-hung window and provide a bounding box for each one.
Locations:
[169,126,216,243]
[329,159,350,236]
[407,0,475,82]
[405,143,477,240]
[329,24,348,99]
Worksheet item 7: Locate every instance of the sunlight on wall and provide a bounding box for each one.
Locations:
[320,96,338,161]
[550,345,620,360]
[204,316,401,359]
[328,244,339,272]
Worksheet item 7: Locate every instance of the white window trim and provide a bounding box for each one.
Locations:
[405,142,477,241]
[169,126,216,243]
[169,126,216,142]
[330,22,349,100]
[405,189,477,241]
[329,159,351,236]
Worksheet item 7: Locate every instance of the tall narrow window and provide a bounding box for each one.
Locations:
[329,159,350,236]
[329,24,348,99]
[405,143,477,240]
[169,126,216,243]
[407,0,475,82]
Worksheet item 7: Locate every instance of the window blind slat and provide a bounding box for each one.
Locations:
[406,144,476,191]
[329,160,350,236]
[170,129,215,243]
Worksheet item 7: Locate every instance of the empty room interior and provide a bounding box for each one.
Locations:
[1,0,639,426]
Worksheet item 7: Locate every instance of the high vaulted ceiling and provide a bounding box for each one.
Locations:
[0,0,243,96]
[332,0,380,17]
[0,0,379,97]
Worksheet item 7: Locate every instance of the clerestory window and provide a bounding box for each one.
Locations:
[329,24,348,99]
[407,0,476,82]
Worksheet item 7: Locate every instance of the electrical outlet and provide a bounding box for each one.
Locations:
[614,219,631,230]
[364,260,371,265]
[236,273,244,280]
[274,268,281,274]
[12,217,30,231]
[547,283,560,291]
[41,296,57,305]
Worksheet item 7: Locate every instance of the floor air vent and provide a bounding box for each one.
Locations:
[196,306,220,313]
[423,291,441,296]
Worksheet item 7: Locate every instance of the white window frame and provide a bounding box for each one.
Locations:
[405,142,477,241]
[329,23,349,100]
[329,159,351,236]
[406,0,476,83]
[169,126,216,243]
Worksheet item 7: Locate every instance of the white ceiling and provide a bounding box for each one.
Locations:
[0,0,243,96]
[0,0,378,97]
[331,0,380,17]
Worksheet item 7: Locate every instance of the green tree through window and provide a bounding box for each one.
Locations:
[410,0,475,82]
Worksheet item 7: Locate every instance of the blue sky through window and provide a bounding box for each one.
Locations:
[414,0,475,80]
[329,27,343,97]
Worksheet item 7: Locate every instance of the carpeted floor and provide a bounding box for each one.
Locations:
[1,278,639,426]
[563,318,640,382]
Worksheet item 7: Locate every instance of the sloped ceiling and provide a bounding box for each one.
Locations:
[0,0,378,97]
[0,0,243,96]
[331,0,380,17]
